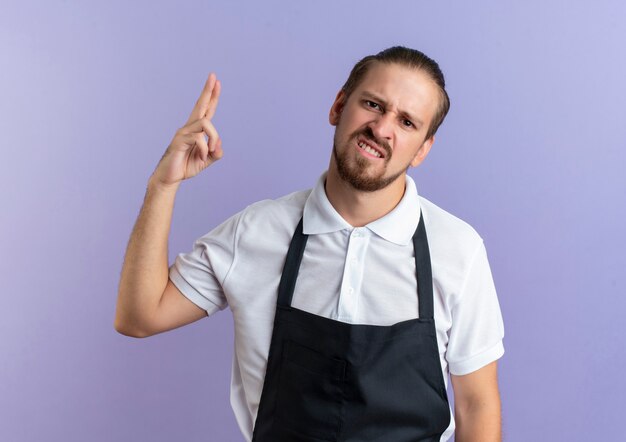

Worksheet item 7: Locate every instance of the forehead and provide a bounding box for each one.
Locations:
[352,62,440,124]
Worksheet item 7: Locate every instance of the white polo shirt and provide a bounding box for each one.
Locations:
[169,172,505,442]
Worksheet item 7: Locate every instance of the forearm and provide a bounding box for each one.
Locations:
[454,398,502,442]
[115,175,180,335]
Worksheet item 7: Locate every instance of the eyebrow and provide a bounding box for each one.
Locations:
[360,92,424,128]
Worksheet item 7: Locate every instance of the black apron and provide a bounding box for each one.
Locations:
[252,213,451,442]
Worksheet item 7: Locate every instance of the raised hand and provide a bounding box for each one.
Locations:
[151,73,223,188]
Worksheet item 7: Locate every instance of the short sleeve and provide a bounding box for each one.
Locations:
[168,211,244,315]
[446,241,505,375]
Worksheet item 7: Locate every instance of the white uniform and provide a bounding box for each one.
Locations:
[169,172,505,441]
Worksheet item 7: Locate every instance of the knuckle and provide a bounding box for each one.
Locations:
[176,126,189,136]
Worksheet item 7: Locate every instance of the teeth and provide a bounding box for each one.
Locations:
[358,141,381,158]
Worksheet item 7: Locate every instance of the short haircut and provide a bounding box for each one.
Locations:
[341,46,450,140]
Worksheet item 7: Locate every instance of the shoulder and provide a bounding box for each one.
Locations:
[419,195,484,275]
[236,188,311,244]
[197,188,311,248]
[420,196,482,247]
[242,188,310,224]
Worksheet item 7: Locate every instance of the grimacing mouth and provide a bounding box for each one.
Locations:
[356,137,386,158]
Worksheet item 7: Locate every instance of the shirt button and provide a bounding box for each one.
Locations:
[348,287,354,294]
[351,258,358,265]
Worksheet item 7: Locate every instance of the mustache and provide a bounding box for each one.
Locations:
[353,127,391,158]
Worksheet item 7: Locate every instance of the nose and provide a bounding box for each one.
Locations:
[368,112,394,141]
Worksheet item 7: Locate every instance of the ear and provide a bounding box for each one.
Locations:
[409,135,435,168]
[329,90,346,126]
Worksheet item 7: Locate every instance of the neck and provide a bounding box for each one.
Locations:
[324,164,406,228]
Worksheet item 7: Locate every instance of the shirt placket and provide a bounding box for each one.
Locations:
[337,227,370,323]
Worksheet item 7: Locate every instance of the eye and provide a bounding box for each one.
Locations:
[365,100,381,110]
[402,119,414,128]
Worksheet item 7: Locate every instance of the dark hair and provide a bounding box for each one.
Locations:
[341,46,450,140]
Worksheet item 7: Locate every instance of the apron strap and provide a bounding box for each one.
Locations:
[413,211,434,320]
[277,217,308,307]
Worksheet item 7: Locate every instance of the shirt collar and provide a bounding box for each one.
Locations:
[302,172,421,246]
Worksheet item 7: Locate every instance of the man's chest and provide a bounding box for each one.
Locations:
[289,231,420,325]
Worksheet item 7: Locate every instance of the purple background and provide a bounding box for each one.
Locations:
[2,1,625,440]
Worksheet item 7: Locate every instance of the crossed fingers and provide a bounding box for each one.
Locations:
[187,73,221,124]
[179,73,222,158]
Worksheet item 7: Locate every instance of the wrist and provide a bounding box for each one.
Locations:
[148,175,181,194]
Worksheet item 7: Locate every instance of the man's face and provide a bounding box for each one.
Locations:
[329,62,439,192]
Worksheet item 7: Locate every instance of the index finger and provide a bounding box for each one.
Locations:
[187,73,217,124]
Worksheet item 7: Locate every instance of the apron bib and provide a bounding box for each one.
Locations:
[252,213,450,441]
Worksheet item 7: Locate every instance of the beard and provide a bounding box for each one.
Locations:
[332,127,406,192]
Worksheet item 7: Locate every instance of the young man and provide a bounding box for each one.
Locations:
[115,47,504,442]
